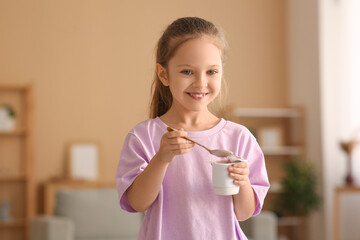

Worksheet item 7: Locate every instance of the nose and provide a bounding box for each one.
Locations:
[192,72,208,88]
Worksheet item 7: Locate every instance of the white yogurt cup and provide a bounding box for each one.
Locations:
[211,157,247,195]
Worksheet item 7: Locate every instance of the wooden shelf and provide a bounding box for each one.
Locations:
[233,108,301,118]
[0,218,26,228]
[0,85,34,240]
[230,107,306,239]
[0,129,26,137]
[262,146,302,156]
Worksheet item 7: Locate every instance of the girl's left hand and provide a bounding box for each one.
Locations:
[228,162,250,186]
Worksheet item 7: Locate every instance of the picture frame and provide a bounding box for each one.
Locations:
[257,126,284,147]
[66,142,99,180]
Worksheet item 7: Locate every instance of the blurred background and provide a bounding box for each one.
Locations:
[1,0,360,240]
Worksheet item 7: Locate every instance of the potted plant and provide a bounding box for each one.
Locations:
[0,104,16,132]
[274,157,320,217]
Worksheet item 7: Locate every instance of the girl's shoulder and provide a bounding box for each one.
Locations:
[223,119,246,129]
[128,117,165,136]
[223,119,253,135]
[220,119,258,143]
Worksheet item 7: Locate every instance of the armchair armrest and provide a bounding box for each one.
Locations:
[240,211,278,240]
[30,215,74,240]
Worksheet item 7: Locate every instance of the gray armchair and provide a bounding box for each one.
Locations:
[30,188,142,240]
[30,183,277,240]
[240,211,278,240]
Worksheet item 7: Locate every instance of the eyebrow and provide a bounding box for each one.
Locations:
[176,64,221,68]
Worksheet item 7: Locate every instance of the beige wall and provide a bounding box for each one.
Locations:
[0,0,287,213]
[287,1,324,239]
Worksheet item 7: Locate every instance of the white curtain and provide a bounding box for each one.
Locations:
[321,0,360,239]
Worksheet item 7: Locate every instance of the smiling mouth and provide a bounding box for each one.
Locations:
[187,92,208,100]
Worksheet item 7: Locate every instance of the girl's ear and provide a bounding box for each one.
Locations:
[156,63,169,86]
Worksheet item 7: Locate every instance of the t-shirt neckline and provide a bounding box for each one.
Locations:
[155,117,227,138]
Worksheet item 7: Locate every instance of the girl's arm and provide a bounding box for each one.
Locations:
[126,129,194,212]
[125,152,169,212]
[228,162,257,221]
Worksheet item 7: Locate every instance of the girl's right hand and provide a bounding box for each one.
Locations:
[157,128,195,162]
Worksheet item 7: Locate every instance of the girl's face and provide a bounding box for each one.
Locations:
[158,37,223,114]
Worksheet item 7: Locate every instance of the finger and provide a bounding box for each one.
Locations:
[165,131,178,139]
[232,162,247,168]
[228,166,248,174]
[168,137,189,145]
[228,164,248,172]
[230,172,247,180]
[230,175,249,187]
[234,179,248,186]
[228,167,249,177]
[166,128,188,138]
[168,142,195,151]
[169,145,194,155]
[229,168,250,187]
[178,142,195,148]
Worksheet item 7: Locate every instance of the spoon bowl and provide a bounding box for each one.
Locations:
[166,127,233,158]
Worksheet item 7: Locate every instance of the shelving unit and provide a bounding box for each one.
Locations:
[231,107,304,189]
[230,107,305,240]
[0,85,34,240]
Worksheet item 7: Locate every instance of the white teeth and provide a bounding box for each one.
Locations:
[191,93,205,97]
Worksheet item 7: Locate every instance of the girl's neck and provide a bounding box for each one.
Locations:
[159,107,220,131]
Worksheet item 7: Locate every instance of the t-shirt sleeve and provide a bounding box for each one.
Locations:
[239,130,270,216]
[115,132,149,212]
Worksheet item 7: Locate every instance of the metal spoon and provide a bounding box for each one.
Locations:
[166,127,233,158]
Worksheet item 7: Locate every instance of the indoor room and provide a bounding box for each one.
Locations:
[1,1,359,240]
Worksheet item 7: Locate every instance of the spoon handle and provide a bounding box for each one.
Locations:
[166,127,211,152]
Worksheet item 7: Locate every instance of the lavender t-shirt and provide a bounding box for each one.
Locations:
[116,117,269,240]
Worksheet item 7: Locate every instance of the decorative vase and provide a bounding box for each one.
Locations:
[340,141,356,186]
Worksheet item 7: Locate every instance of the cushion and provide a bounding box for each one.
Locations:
[55,188,141,239]
[31,215,74,240]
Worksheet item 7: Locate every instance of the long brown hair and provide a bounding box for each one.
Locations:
[149,17,228,118]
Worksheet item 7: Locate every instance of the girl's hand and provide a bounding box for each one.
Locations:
[157,128,195,162]
[228,162,250,187]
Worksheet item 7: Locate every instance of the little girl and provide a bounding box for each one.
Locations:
[116,17,269,240]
